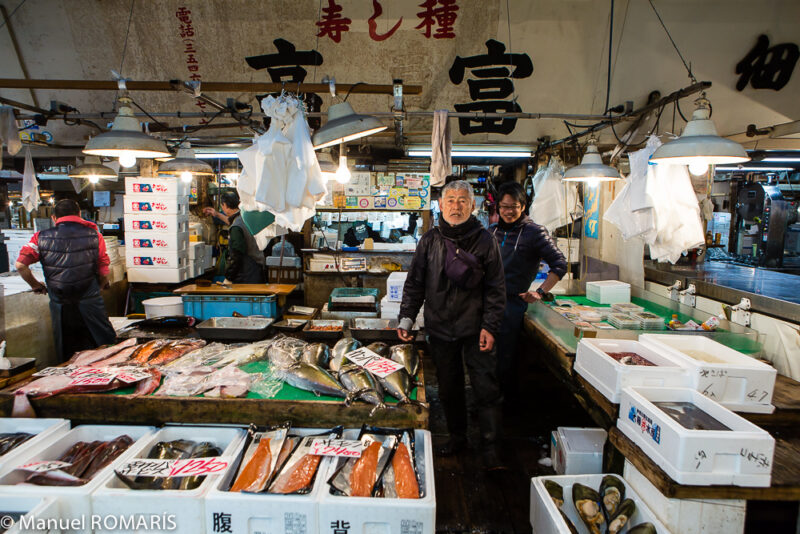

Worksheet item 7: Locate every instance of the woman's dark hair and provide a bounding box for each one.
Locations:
[220,191,240,210]
[496,181,526,207]
[53,199,81,218]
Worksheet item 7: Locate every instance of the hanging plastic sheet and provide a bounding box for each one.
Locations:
[529,157,582,232]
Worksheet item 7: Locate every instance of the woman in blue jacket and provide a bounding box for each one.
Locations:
[490,182,567,403]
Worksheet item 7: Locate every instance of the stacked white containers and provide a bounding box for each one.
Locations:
[2,229,38,274]
[124,177,190,283]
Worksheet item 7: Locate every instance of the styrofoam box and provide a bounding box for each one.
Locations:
[550,427,606,475]
[1,496,63,534]
[639,334,777,414]
[586,280,631,304]
[124,213,189,234]
[0,418,70,472]
[126,249,189,269]
[125,176,190,197]
[318,429,435,534]
[188,241,205,259]
[126,231,189,252]
[618,386,775,487]
[203,246,214,269]
[127,266,189,284]
[205,428,338,534]
[530,473,672,534]
[0,425,155,534]
[123,194,189,216]
[93,425,245,534]
[386,271,407,302]
[575,338,692,404]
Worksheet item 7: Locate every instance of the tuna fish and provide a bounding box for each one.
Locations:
[300,343,331,368]
[389,344,420,377]
[278,362,347,398]
[375,368,424,408]
[338,363,386,415]
[366,342,390,358]
[330,338,361,373]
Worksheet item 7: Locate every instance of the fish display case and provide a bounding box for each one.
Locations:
[526,285,764,356]
[0,424,155,534]
[639,334,777,414]
[91,425,246,534]
[0,496,62,534]
[618,386,774,487]
[0,418,70,472]
[205,427,339,534]
[318,429,435,534]
[530,473,671,534]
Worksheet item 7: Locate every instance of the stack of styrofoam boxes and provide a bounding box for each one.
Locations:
[124,176,190,283]
[530,474,671,534]
[380,271,424,327]
[1,497,63,534]
[318,429,435,534]
[188,241,207,278]
[2,229,38,274]
[0,424,156,534]
[549,427,606,475]
[93,425,245,534]
[104,235,126,284]
[556,237,581,263]
[0,418,70,472]
[586,280,630,304]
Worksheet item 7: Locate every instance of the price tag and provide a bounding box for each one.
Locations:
[17,460,72,473]
[33,366,75,377]
[113,368,152,384]
[114,456,232,478]
[344,348,405,378]
[67,367,116,387]
[308,439,364,458]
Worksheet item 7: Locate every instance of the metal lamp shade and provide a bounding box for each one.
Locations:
[650,105,749,166]
[83,97,170,159]
[312,102,387,150]
[68,156,118,181]
[563,142,621,182]
[157,145,215,177]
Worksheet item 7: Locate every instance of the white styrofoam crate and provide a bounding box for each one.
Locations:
[0,425,155,533]
[126,249,189,270]
[0,418,70,472]
[205,428,337,534]
[123,194,189,216]
[126,231,189,252]
[575,338,692,403]
[188,241,204,260]
[556,238,581,262]
[318,429,435,534]
[618,386,775,487]
[124,213,189,234]
[110,260,126,284]
[92,425,245,534]
[125,176,190,197]
[0,496,62,534]
[550,427,606,475]
[623,460,746,534]
[639,334,777,414]
[586,280,631,304]
[203,246,214,269]
[530,473,671,534]
[126,266,189,284]
[386,271,407,302]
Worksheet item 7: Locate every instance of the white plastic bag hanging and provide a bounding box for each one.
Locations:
[21,147,40,213]
[529,157,582,232]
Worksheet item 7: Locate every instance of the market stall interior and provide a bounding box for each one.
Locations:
[1,0,800,532]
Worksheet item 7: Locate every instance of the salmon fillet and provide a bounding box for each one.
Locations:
[350,441,381,497]
[270,454,322,494]
[230,438,272,492]
[392,443,419,499]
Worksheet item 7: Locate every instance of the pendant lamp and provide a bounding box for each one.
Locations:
[157,141,214,183]
[563,137,621,182]
[312,102,387,150]
[68,156,118,184]
[649,96,749,174]
[83,96,170,167]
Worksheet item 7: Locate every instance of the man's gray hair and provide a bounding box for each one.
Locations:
[441,180,475,203]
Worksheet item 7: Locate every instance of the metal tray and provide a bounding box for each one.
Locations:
[196,317,274,341]
[273,318,308,332]
[349,318,402,342]
[302,319,345,341]
[0,357,36,378]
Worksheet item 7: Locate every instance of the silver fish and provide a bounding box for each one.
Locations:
[366,342,390,358]
[338,363,386,415]
[300,343,331,368]
[214,340,272,368]
[279,362,347,398]
[330,338,361,373]
[70,338,138,366]
[376,368,424,407]
[389,344,420,376]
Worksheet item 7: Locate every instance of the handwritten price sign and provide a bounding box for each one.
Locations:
[33,366,76,377]
[344,348,404,378]
[68,367,116,386]
[115,456,231,478]
[309,439,364,458]
[17,460,72,473]
[114,368,152,384]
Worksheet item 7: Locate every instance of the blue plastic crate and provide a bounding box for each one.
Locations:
[181,294,277,320]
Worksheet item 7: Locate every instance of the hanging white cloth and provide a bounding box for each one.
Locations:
[529,157,582,232]
[0,107,22,170]
[430,110,451,187]
[604,136,658,241]
[21,147,40,213]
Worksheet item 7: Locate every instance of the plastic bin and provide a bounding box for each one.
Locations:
[182,294,278,320]
[0,418,70,473]
[550,427,607,475]
[386,271,407,302]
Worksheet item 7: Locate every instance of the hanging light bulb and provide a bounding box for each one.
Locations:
[180,171,193,183]
[88,175,100,184]
[119,153,137,168]
[688,161,709,176]
[157,141,214,181]
[49,197,55,205]
[563,137,621,182]
[335,153,351,184]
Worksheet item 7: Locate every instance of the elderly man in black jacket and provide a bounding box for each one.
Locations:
[397,180,506,469]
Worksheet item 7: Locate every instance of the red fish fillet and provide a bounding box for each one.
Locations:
[350,441,381,497]
[270,453,322,494]
[131,340,170,365]
[392,443,420,499]
[230,438,272,492]
[133,369,162,397]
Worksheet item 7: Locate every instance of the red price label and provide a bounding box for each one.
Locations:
[309,439,363,458]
